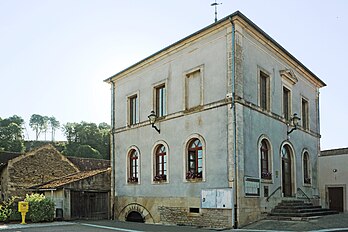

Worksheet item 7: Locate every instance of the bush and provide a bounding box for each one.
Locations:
[25,193,54,222]
[0,197,18,222]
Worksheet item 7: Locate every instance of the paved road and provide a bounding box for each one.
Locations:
[2,213,348,231]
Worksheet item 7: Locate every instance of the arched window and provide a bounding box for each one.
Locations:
[186,138,203,180]
[260,139,271,179]
[128,149,139,183]
[154,145,167,181]
[303,152,311,184]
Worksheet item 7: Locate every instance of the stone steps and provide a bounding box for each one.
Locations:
[269,200,338,219]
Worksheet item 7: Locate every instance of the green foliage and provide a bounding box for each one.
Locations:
[29,114,46,141]
[62,121,110,159]
[0,196,19,222]
[25,193,54,222]
[0,115,25,152]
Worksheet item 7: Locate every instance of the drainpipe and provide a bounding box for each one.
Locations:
[229,16,238,229]
[110,80,116,220]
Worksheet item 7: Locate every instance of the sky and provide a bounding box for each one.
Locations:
[0,0,347,150]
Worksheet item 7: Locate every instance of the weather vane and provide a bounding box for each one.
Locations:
[211,0,222,23]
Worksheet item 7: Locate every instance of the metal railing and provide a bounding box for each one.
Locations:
[297,187,311,202]
[266,186,281,202]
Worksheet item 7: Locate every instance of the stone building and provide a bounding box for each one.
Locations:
[0,145,79,200]
[31,168,111,220]
[105,11,326,228]
[319,148,348,213]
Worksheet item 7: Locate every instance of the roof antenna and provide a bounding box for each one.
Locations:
[211,0,222,23]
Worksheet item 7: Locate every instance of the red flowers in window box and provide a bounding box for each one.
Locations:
[128,177,138,183]
[186,171,202,180]
[261,171,272,179]
[153,174,167,182]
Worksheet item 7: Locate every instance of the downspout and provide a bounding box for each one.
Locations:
[229,16,238,229]
[110,80,116,220]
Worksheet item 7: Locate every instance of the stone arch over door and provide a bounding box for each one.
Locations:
[119,203,154,223]
[280,142,296,197]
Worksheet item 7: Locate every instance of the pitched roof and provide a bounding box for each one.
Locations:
[31,168,111,189]
[104,11,326,88]
[66,156,110,171]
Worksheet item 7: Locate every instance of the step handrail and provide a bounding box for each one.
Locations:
[266,186,281,202]
[297,187,311,202]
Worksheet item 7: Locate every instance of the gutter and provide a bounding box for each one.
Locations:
[229,16,238,229]
[110,80,116,220]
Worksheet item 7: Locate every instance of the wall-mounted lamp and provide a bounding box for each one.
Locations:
[287,113,301,135]
[148,110,160,134]
[333,169,338,173]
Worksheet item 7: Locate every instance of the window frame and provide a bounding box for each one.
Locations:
[303,151,311,185]
[154,144,167,182]
[127,148,140,184]
[128,93,139,126]
[282,86,292,121]
[260,138,272,180]
[258,68,271,111]
[154,83,166,118]
[184,134,206,182]
[301,97,309,130]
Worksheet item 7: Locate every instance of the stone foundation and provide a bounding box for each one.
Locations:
[115,196,232,229]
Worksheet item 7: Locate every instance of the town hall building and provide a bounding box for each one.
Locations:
[105,11,326,228]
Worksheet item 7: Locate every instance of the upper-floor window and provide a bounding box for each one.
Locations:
[302,98,309,130]
[128,94,138,125]
[303,152,311,184]
[153,144,167,182]
[260,139,272,180]
[128,149,139,183]
[155,84,166,117]
[283,86,291,121]
[259,71,270,111]
[186,138,203,180]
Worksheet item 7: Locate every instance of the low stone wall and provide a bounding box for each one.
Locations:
[159,206,231,229]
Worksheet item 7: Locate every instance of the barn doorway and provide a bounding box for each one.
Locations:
[126,211,144,223]
[70,191,109,219]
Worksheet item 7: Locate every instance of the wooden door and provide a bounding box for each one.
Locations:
[71,191,109,219]
[328,187,344,212]
[282,146,292,197]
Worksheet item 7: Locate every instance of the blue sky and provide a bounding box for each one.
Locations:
[0,0,347,150]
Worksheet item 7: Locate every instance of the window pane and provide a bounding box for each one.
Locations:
[156,85,166,117]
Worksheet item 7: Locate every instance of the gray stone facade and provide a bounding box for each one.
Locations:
[106,11,325,228]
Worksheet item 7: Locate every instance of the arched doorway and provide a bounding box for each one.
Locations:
[281,145,292,197]
[126,211,145,223]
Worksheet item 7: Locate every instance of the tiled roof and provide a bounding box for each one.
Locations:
[67,156,110,171]
[31,168,111,189]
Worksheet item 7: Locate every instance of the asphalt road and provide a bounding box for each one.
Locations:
[2,221,212,232]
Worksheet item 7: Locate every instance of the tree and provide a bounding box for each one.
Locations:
[29,114,45,140]
[47,116,60,141]
[0,115,25,152]
[62,121,110,159]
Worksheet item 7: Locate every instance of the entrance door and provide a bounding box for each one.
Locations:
[328,187,344,212]
[282,146,292,197]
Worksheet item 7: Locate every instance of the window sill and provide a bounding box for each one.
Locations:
[185,178,203,183]
[152,180,168,184]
